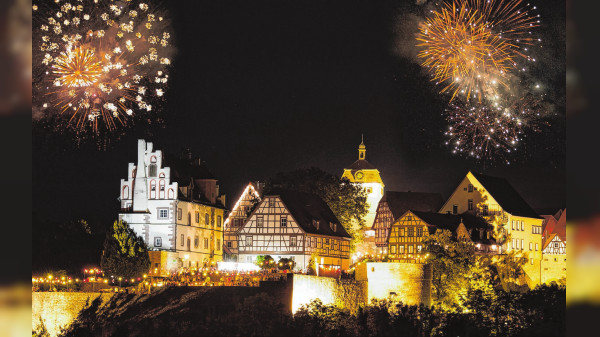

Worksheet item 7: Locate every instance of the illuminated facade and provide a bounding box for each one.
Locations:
[439,171,544,287]
[237,191,351,272]
[372,191,444,254]
[119,139,226,276]
[386,210,496,263]
[223,182,261,260]
[541,209,566,284]
[341,137,384,254]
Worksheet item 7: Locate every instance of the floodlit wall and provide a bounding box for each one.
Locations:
[542,255,567,284]
[32,292,114,337]
[355,262,432,307]
[290,274,367,314]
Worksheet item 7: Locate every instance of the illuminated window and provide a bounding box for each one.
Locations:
[520,221,524,231]
[245,236,252,246]
[217,215,222,227]
[317,238,322,248]
[158,208,169,219]
[468,184,474,192]
[535,243,539,251]
[530,258,534,265]
[468,199,473,211]
[416,228,423,237]
[408,228,414,237]
[400,228,405,236]
[280,217,287,227]
[511,220,515,230]
[290,237,296,247]
[521,239,524,250]
[154,237,162,247]
[417,245,422,253]
[307,237,311,247]
[399,245,405,254]
[529,242,532,250]
[408,245,414,253]
[178,208,182,220]
[391,245,396,253]
[257,216,264,227]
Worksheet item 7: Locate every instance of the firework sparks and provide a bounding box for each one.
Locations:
[33,0,173,132]
[416,0,540,101]
[444,93,547,163]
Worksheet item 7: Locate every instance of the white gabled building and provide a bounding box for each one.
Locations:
[223,182,262,261]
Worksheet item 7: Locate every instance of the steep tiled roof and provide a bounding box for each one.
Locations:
[382,191,445,220]
[268,190,352,239]
[471,172,542,219]
[412,211,494,244]
[345,159,376,171]
[542,208,566,242]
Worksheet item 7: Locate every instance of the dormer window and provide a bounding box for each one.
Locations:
[313,220,319,230]
[468,184,474,192]
[330,222,337,232]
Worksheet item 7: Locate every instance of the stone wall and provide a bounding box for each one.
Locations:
[356,262,432,306]
[32,292,114,337]
[290,274,367,314]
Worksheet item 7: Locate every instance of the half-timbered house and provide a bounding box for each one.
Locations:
[386,210,496,262]
[372,191,444,254]
[236,190,352,272]
[223,182,261,260]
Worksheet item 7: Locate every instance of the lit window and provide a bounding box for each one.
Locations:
[177,208,182,220]
[535,243,539,251]
[217,215,222,227]
[521,239,524,250]
[280,217,287,227]
[529,242,532,250]
[257,216,264,228]
[391,245,396,253]
[511,220,515,230]
[154,237,162,247]
[290,237,296,246]
[416,228,423,237]
[530,258,534,265]
[520,221,524,231]
[245,236,252,246]
[408,228,414,237]
[399,245,405,253]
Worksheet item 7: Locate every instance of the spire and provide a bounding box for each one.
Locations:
[358,135,366,160]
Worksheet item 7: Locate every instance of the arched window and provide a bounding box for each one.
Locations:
[159,172,165,178]
[122,185,129,199]
[159,180,165,199]
[150,155,157,163]
[149,180,156,199]
[168,188,174,199]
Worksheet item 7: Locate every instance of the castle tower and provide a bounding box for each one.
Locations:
[342,136,385,230]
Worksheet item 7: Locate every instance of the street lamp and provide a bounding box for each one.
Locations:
[118,277,122,288]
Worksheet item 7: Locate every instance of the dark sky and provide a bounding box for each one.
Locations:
[32,0,565,227]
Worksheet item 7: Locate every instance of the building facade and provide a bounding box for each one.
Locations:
[541,209,567,284]
[118,139,226,276]
[223,182,261,260]
[236,191,351,272]
[439,171,544,287]
[372,191,444,254]
[385,210,496,263]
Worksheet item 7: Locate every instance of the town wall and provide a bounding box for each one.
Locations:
[32,292,114,337]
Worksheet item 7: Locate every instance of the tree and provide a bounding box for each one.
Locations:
[278,257,295,271]
[264,167,368,252]
[256,255,275,270]
[100,220,150,279]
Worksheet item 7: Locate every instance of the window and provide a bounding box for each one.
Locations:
[452,205,458,214]
[205,214,209,226]
[391,245,396,253]
[482,205,488,216]
[512,239,516,249]
[416,228,423,237]
[216,239,220,250]
[290,237,296,247]
[532,226,542,234]
[317,238,322,248]
[226,241,232,248]
[408,245,414,253]
[187,213,191,226]
[330,223,337,232]
[511,220,515,230]
[194,236,199,248]
[400,228,405,236]
[468,184,474,192]
[307,237,311,247]
[554,242,559,248]
[204,238,209,249]
[268,198,274,208]
[154,237,162,247]
[280,217,287,227]
[399,245,405,253]
[180,234,184,246]
[257,216,264,228]
[520,221,524,231]
[529,242,532,250]
[195,212,200,223]
[530,258,534,265]
[245,236,252,246]
[520,239,524,250]
[417,245,422,253]
[177,208,182,220]
[158,208,169,219]
[535,243,539,251]
[217,215,222,227]
[149,164,157,177]
[408,227,414,237]
[468,199,473,211]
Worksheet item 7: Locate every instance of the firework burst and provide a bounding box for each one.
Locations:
[444,92,547,163]
[416,0,540,102]
[33,0,174,133]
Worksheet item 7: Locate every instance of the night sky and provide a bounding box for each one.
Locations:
[32,0,565,228]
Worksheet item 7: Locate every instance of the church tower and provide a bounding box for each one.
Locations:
[342,136,385,230]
